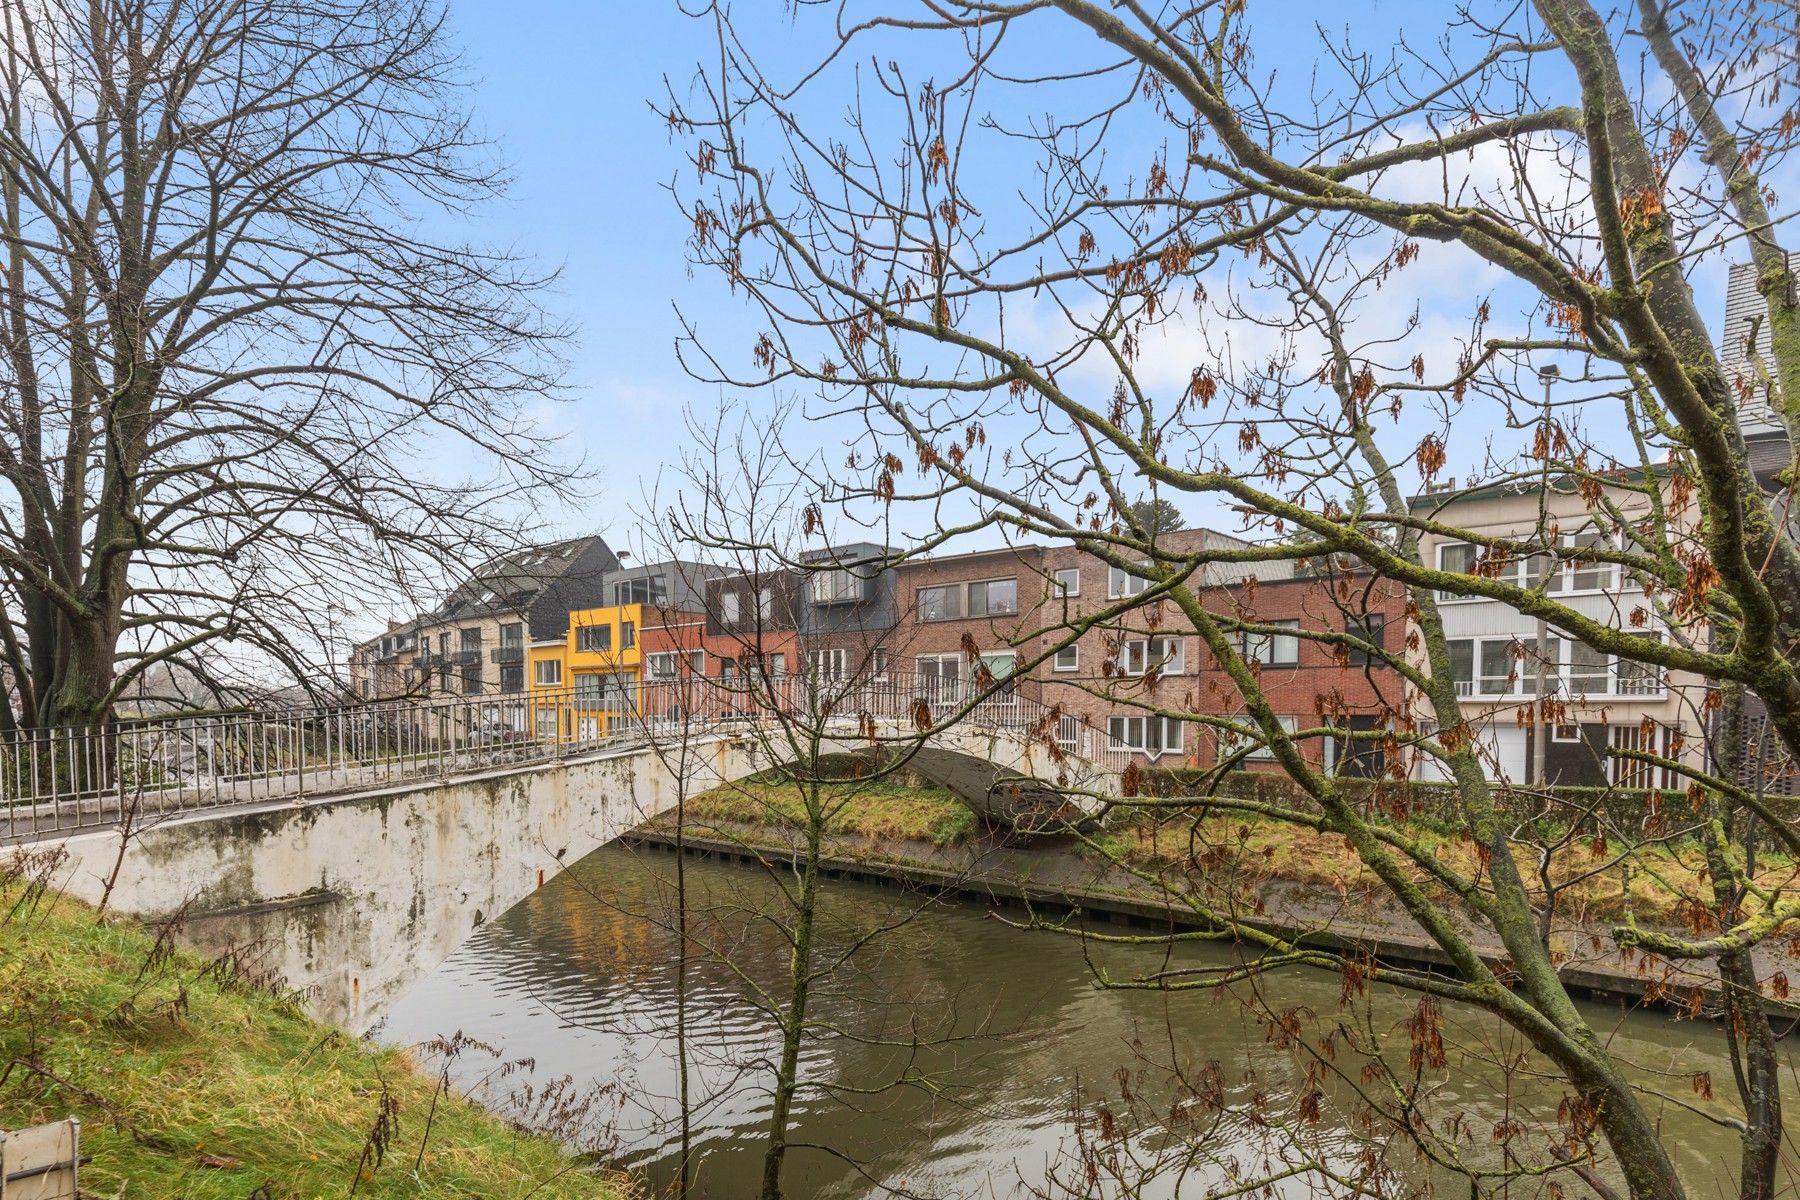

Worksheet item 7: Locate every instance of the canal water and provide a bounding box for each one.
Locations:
[380,844,1771,1198]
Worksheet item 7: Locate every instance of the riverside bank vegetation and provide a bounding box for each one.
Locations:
[0,851,625,1199]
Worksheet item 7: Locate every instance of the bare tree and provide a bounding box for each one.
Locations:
[0,0,577,731]
[665,3,1800,1197]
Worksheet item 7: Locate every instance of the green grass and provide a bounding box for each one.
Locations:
[0,884,628,1199]
[682,777,978,847]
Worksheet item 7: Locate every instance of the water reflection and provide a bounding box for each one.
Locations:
[380,845,1772,1197]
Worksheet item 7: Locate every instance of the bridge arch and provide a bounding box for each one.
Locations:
[41,720,1113,1030]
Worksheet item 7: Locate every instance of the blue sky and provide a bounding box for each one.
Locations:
[435,1,1759,560]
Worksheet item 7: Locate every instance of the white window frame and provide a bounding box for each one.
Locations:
[719,591,741,626]
[1053,644,1080,672]
[1447,636,1541,697]
[1108,564,1152,599]
[1120,636,1186,676]
[1549,530,1619,595]
[1053,567,1081,598]
[811,568,862,605]
[1106,715,1185,760]
[646,652,682,680]
[1221,714,1298,761]
[1436,541,1533,602]
[809,648,848,680]
[534,659,562,686]
[575,623,611,653]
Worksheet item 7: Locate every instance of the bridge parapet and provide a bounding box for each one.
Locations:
[2,673,1127,843]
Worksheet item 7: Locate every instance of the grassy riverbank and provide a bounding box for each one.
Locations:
[683,773,977,847]
[674,776,1798,930]
[0,875,626,1199]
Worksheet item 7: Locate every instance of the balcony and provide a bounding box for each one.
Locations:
[490,643,525,665]
[451,648,482,667]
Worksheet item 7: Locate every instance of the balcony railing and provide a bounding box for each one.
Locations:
[451,648,482,667]
[490,644,524,665]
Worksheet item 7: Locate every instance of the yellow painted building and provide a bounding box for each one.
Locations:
[526,605,646,741]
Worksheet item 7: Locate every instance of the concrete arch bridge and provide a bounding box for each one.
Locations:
[4,676,1122,1029]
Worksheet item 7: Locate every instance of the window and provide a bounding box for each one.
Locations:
[576,623,612,653]
[613,576,669,606]
[535,659,562,686]
[1108,565,1152,599]
[811,568,862,605]
[620,620,635,650]
[1561,638,1609,695]
[758,587,776,621]
[1106,715,1185,759]
[871,648,888,680]
[968,578,1018,617]
[1448,636,1540,696]
[1054,644,1080,672]
[1552,723,1583,743]
[500,665,524,692]
[460,627,482,650]
[1436,541,1527,599]
[916,654,964,700]
[1053,567,1081,598]
[647,652,681,680]
[1120,636,1185,676]
[1480,638,1528,695]
[718,658,737,679]
[1243,620,1300,667]
[1219,715,1297,761]
[720,591,741,626]
[1447,633,1533,698]
[461,665,482,695]
[809,648,847,680]
[769,653,786,675]
[574,673,605,709]
[1346,614,1385,666]
[500,622,523,647]
[1561,531,1616,592]
[918,585,962,621]
[1616,634,1665,696]
[975,652,1017,695]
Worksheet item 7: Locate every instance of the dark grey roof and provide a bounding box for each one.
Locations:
[434,536,610,622]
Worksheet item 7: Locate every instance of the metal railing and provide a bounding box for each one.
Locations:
[0,672,1127,841]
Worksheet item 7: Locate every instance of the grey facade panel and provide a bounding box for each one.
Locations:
[1720,256,1797,437]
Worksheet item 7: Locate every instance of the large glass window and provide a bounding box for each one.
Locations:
[916,654,964,701]
[1107,715,1185,758]
[1108,565,1152,599]
[1555,531,1616,593]
[1616,633,1665,696]
[918,585,962,621]
[576,623,612,653]
[811,568,863,604]
[1562,638,1609,695]
[1121,636,1186,676]
[613,576,668,605]
[1053,567,1081,597]
[534,659,562,686]
[968,578,1018,617]
[1054,644,1080,672]
[1243,620,1300,666]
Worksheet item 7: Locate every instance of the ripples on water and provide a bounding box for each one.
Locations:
[380,844,1759,1198]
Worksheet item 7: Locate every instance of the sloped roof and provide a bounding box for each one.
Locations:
[434,535,607,622]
